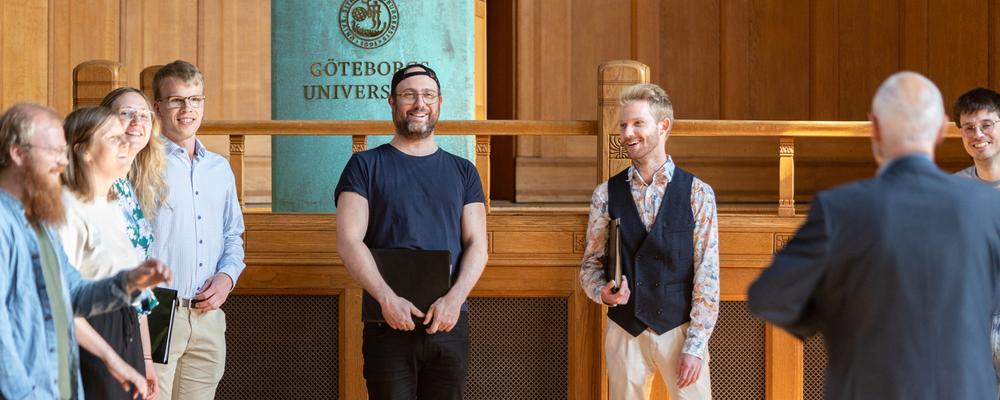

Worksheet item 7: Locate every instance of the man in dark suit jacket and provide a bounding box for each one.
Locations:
[748,71,1000,400]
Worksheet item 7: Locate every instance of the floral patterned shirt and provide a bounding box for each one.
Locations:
[113,178,158,314]
[579,156,720,358]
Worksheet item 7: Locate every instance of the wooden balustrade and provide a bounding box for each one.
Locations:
[196,118,963,215]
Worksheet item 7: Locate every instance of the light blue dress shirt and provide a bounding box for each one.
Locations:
[151,139,245,299]
[0,189,134,399]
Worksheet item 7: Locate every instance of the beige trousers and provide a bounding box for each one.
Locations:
[606,319,713,400]
[154,308,227,400]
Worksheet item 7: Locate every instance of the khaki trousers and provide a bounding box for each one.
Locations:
[606,319,713,400]
[154,308,227,400]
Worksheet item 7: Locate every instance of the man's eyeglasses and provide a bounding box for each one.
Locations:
[158,95,206,109]
[117,108,153,123]
[22,144,69,161]
[395,90,439,105]
[961,119,1000,137]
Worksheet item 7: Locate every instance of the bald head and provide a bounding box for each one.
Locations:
[870,72,946,160]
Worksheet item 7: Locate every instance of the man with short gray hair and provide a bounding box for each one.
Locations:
[749,72,1000,399]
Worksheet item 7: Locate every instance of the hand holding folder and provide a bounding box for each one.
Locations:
[362,249,452,328]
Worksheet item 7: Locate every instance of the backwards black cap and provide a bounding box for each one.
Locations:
[390,63,440,94]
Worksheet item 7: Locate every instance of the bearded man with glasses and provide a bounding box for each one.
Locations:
[335,64,488,400]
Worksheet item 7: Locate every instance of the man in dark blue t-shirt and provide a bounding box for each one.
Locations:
[334,64,488,400]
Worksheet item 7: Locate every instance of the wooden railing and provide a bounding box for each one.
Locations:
[199,119,963,215]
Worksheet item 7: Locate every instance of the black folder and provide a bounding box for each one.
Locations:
[606,218,623,292]
[146,287,177,364]
[361,249,452,323]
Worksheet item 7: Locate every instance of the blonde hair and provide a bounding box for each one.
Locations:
[618,83,674,128]
[62,107,118,202]
[100,87,168,219]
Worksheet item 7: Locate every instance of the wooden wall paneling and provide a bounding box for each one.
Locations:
[988,0,1000,90]
[199,0,272,203]
[486,0,517,201]
[749,0,810,120]
[1,0,48,109]
[766,324,804,400]
[810,0,838,119]
[476,0,487,120]
[570,284,605,400]
[837,0,901,121]
[720,0,751,120]
[928,0,990,109]
[992,0,1000,90]
[49,0,120,115]
[339,287,364,399]
[899,0,929,74]
[658,0,721,119]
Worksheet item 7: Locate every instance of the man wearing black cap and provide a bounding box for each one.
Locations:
[334,64,488,399]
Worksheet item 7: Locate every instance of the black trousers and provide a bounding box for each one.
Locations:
[79,307,145,400]
[362,312,470,400]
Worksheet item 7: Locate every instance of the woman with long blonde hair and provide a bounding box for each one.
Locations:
[99,87,169,398]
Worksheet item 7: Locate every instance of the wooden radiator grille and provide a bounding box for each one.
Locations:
[804,333,828,400]
[217,295,340,399]
[466,297,569,400]
[709,301,766,399]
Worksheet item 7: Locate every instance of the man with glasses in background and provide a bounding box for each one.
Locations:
[952,86,1000,396]
[150,60,246,400]
[335,64,488,399]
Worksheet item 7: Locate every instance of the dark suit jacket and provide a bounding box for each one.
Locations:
[749,155,1000,400]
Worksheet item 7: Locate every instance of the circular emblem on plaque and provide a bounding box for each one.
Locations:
[339,0,399,49]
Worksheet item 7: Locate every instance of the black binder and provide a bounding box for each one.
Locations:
[146,287,177,364]
[361,249,452,323]
[606,218,623,292]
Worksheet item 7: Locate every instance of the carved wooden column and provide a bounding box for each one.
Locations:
[351,135,367,153]
[597,61,650,183]
[230,135,245,207]
[778,137,795,216]
[73,60,126,109]
[475,135,491,211]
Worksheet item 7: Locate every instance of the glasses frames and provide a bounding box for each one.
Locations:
[158,95,207,109]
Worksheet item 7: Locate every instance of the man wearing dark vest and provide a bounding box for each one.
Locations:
[580,83,719,399]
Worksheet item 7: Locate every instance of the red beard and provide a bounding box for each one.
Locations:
[22,162,65,227]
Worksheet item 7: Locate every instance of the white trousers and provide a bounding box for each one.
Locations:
[606,319,713,400]
[154,307,227,400]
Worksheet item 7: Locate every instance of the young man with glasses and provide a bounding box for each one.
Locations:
[952,86,1000,397]
[335,64,488,399]
[954,87,1000,188]
[150,60,246,400]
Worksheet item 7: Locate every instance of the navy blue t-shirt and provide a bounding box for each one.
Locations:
[334,143,484,274]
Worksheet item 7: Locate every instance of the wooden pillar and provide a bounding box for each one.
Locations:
[229,135,245,207]
[140,65,164,101]
[598,61,650,183]
[778,137,796,216]
[73,60,126,109]
[351,135,367,153]
[766,324,804,400]
[475,135,491,211]
[339,287,365,399]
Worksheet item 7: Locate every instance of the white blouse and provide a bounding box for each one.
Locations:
[58,188,139,279]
